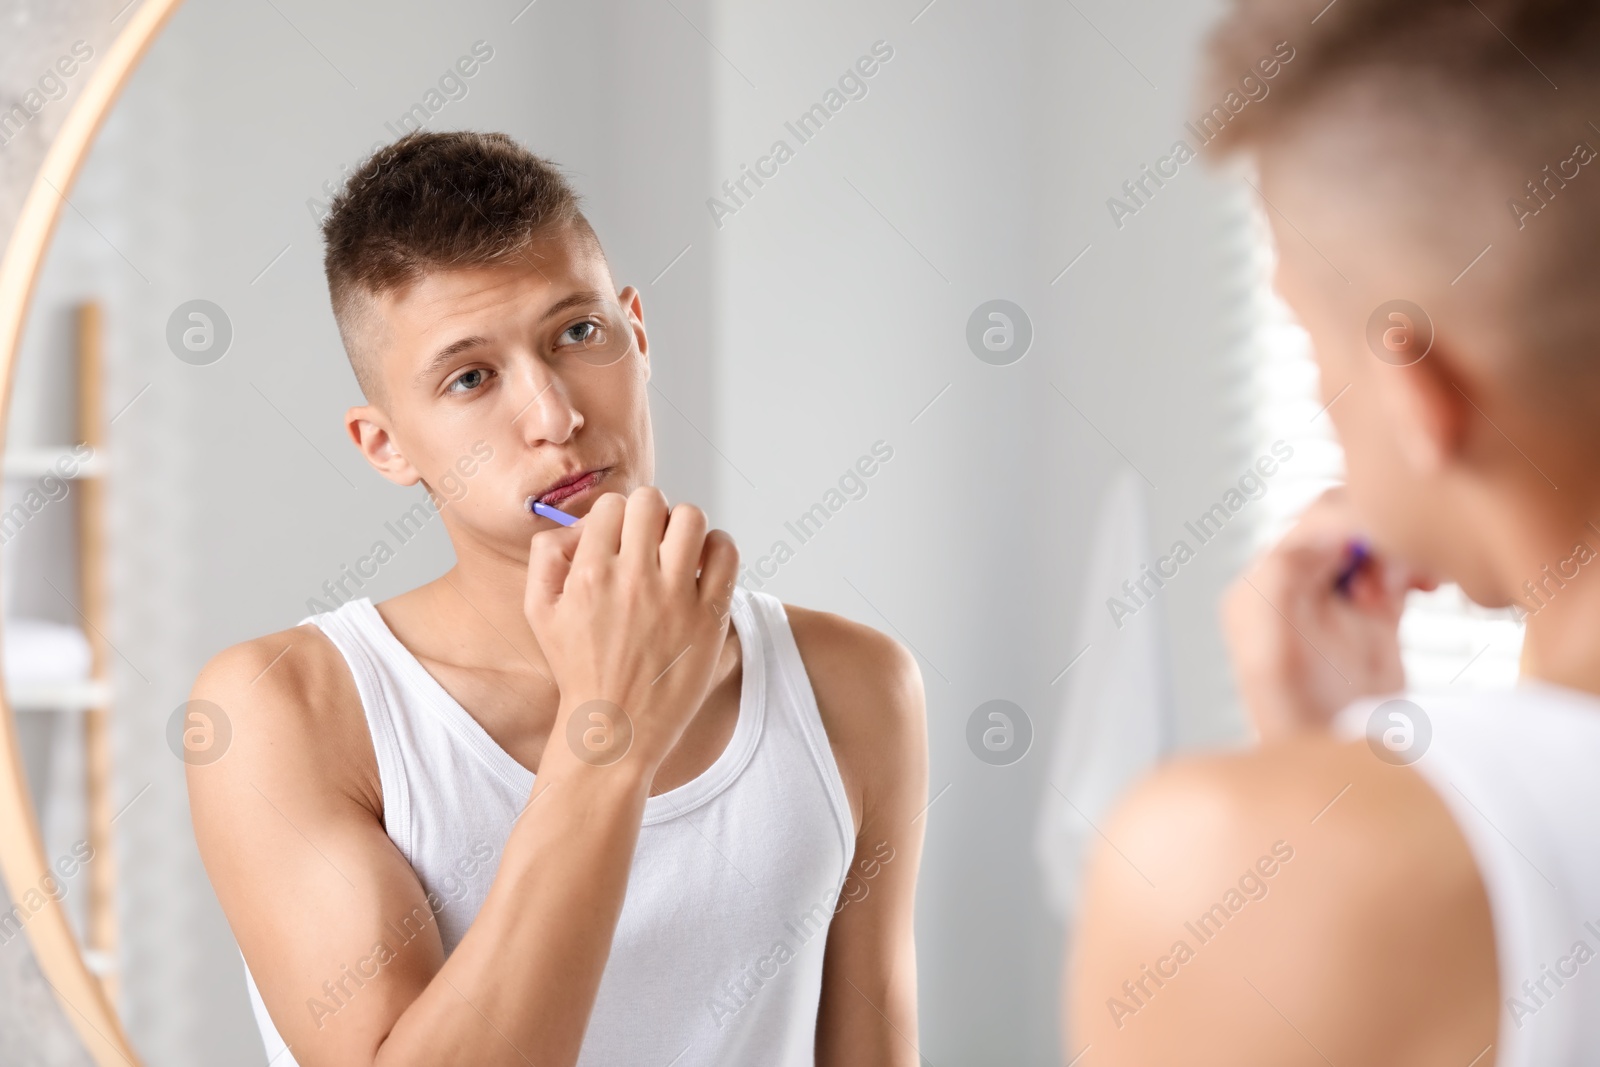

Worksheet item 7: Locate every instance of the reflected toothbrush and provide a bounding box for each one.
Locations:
[1333,538,1371,597]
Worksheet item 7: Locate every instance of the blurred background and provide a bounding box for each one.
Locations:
[0,0,1526,1063]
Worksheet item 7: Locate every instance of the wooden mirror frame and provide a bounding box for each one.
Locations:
[0,1,185,1062]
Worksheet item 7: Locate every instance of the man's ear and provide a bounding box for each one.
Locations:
[619,284,649,381]
[345,405,423,487]
[1373,336,1469,475]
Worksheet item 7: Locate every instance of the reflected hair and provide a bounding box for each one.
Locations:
[1199,0,1600,156]
[1198,0,1600,411]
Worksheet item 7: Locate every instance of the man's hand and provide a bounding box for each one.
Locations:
[524,486,739,777]
[1221,487,1436,738]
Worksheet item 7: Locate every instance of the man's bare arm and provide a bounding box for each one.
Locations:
[1067,739,1498,1066]
[788,608,929,1067]
[189,626,658,1067]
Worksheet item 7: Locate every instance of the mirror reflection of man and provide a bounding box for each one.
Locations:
[1071,2,1600,1064]
[186,131,927,1067]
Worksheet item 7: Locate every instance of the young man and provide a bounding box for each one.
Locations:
[1071,2,1600,1064]
[186,131,927,1067]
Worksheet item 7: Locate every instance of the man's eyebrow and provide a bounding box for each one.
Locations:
[414,334,489,385]
[540,290,610,322]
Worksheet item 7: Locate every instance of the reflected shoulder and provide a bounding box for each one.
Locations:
[1071,737,1497,1065]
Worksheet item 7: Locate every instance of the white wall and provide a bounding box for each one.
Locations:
[8,0,1257,1063]
[705,0,1250,1062]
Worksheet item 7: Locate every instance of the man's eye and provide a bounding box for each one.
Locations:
[562,321,600,346]
[446,368,489,393]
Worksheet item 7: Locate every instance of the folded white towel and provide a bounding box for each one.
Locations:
[3,617,93,683]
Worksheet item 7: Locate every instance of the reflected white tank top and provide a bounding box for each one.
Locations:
[1335,680,1600,1066]
[242,585,856,1066]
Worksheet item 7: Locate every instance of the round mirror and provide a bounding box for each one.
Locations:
[1,5,183,1062]
[0,0,1293,1063]
[0,1,765,1061]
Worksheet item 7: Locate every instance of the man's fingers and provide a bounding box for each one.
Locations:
[697,529,740,617]
[1249,534,1350,607]
[527,523,585,605]
[620,486,670,568]
[572,491,627,566]
[660,503,709,586]
[1276,487,1362,551]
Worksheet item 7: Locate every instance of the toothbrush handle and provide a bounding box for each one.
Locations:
[531,500,580,527]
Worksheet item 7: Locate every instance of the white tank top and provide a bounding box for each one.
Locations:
[1335,680,1600,1066]
[241,585,856,1066]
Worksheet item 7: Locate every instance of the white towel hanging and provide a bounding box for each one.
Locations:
[1034,468,1172,925]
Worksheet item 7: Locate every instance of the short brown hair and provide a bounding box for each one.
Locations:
[321,130,596,399]
[1199,0,1600,156]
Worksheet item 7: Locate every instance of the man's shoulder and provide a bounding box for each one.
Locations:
[779,603,925,733]
[188,621,379,812]
[777,603,928,833]
[779,603,917,685]
[1111,737,1490,934]
[1113,736,1469,877]
[1073,735,1498,1061]
[193,622,353,719]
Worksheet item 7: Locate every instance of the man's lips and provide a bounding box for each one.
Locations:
[534,468,606,506]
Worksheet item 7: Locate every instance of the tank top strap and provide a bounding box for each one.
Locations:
[737,588,857,883]
[298,599,416,857]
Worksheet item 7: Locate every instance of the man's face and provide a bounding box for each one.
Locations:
[1257,144,1472,589]
[1257,129,1520,605]
[353,226,654,559]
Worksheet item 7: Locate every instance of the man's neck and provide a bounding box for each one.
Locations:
[1515,521,1600,699]
[414,543,555,684]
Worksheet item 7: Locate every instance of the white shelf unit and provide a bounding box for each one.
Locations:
[2,300,119,1009]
